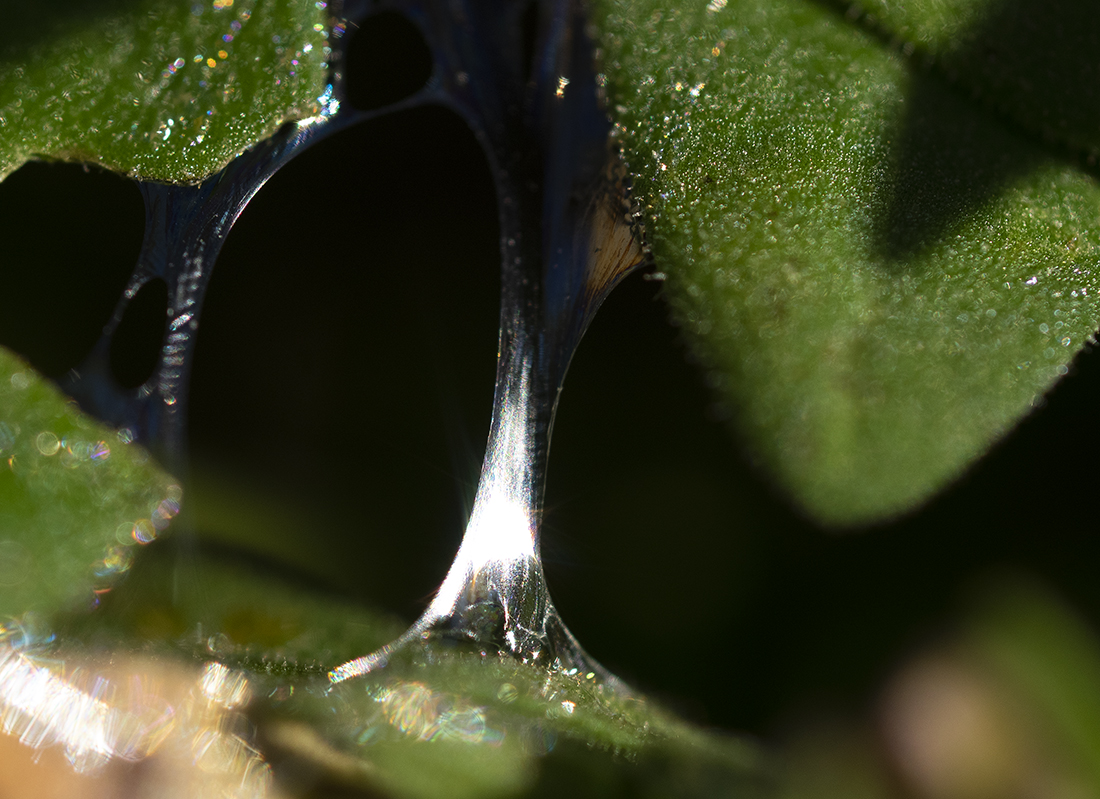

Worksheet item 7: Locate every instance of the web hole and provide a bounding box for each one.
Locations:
[0,161,143,378]
[190,106,499,618]
[109,277,168,389]
[343,11,433,112]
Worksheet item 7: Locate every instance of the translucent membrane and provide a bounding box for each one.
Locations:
[329,0,644,685]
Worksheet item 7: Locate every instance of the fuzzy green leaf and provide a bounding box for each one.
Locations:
[0,346,178,622]
[852,0,1100,160]
[0,0,330,183]
[593,0,1100,523]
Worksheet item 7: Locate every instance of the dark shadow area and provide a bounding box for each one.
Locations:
[188,105,499,620]
[544,273,787,725]
[0,0,143,59]
[0,161,143,377]
[519,0,539,85]
[856,0,1100,260]
[109,277,168,389]
[873,74,1043,260]
[933,0,1100,156]
[343,11,434,112]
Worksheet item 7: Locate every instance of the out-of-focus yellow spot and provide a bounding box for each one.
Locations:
[207,58,217,68]
[218,50,228,60]
[213,0,234,9]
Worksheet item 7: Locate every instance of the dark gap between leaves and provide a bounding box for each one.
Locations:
[519,0,539,85]
[0,161,142,378]
[109,277,168,389]
[342,10,433,112]
[189,105,499,621]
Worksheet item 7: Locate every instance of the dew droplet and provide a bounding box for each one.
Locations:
[95,545,134,578]
[115,522,135,545]
[132,519,156,544]
[90,441,110,462]
[35,432,60,456]
[152,498,180,530]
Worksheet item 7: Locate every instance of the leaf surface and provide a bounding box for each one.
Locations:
[0,346,177,621]
[92,549,770,798]
[853,0,1100,159]
[593,0,1100,523]
[0,0,330,183]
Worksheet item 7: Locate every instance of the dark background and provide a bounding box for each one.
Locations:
[3,10,1100,741]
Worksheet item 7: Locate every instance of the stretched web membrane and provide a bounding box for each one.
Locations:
[56,0,646,688]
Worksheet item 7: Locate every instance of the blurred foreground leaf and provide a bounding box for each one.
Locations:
[0,345,177,621]
[593,0,1100,523]
[770,578,1100,799]
[877,578,1100,799]
[853,0,1100,160]
[965,579,1100,790]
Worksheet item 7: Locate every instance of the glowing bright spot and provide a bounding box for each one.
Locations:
[463,495,535,568]
[200,662,251,708]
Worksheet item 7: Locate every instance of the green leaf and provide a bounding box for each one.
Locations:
[593,0,1100,523]
[0,0,330,183]
[852,0,1100,160]
[0,345,178,622]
